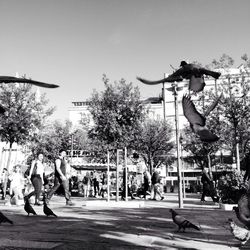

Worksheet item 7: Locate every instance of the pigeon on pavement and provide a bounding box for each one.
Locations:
[0,76,59,88]
[0,211,13,224]
[182,94,220,142]
[43,199,57,217]
[24,199,37,216]
[228,218,250,245]
[169,209,200,232]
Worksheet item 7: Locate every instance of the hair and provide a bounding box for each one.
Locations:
[59,149,66,154]
[37,152,44,157]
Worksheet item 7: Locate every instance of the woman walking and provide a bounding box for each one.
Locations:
[25,153,45,205]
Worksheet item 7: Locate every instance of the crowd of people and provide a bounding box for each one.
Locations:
[0,149,221,206]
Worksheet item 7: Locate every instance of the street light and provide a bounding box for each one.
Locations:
[166,82,184,208]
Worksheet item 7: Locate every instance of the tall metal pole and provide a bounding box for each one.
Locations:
[116,149,120,202]
[107,150,110,202]
[124,147,128,201]
[172,82,183,208]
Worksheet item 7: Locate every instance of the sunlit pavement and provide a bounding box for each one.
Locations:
[0,193,241,250]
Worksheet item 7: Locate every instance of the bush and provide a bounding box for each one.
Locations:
[217,170,246,204]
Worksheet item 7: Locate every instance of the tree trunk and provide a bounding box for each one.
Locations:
[3,142,13,199]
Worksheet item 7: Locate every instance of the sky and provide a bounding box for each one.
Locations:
[0,0,250,121]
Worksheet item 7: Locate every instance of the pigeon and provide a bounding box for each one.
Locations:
[169,209,200,232]
[137,61,221,93]
[233,195,250,229]
[0,211,13,224]
[174,61,221,92]
[182,94,220,142]
[43,202,57,217]
[24,199,37,216]
[228,218,250,245]
[0,76,59,88]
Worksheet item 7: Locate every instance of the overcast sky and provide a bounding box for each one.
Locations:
[0,0,249,121]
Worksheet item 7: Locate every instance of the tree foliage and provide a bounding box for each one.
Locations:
[88,75,145,151]
[133,119,174,173]
[0,83,54,147]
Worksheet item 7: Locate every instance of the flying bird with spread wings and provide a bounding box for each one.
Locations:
[137,61,221,93]
[0,76,59,88]
[182,94,222,142]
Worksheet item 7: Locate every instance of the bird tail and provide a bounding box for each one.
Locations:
[202,69,221,79]
[182,220,200,230]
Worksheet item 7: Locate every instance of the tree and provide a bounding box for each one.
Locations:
[87,75,145,163]
[133,119,174,173]
[27,120,73,162]
[0,83,54,196]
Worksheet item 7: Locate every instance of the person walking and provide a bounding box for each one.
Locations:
[143,168,151,199]
[25,153,45,205]
[46,149,73,206]
[83,172,91,198]
[151,167,164,201]
[9,164,25,205]
[92,170,100,197]
[201,166,219,202]
[0,168,8,200]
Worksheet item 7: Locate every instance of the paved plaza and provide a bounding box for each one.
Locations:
[0,193,244,250]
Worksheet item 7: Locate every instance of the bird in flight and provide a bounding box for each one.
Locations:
[137,61,221,93]
[182,94,221,142]
[0,76,59,88]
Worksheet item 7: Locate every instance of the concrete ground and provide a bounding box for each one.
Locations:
[0,193,243,250]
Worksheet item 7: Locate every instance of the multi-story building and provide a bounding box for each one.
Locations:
[68,65,250,191]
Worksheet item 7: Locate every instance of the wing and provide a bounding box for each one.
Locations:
[204,93,222,117]
[174,215,187,225]
[182,95,205,126]
[188,75,205,92]
[0,76,59,88]
[137,75,183,85]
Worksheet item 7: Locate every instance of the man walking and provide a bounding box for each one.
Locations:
[46,149,73,206]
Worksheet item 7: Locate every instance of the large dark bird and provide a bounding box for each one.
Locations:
[169,209,200,232]
[182,94,221,142]
[0,76,59,88]
[24,199,37,216]
[43,201,57,217]
[137,61,221,93]
[233,195,250,229]
[0,211,13,224]
[228,218,250,245]
[174,61,221,92]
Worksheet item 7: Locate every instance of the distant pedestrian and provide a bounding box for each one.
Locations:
[93,170,100,197]
[83,172,91,198]
[151,167,164,201]
[201,166,219,203]
[25,153,45,205]
[0,168,8,200]
[9,165,25,205]
[46,149,73,206]
[143,168,151,199]
[121,167,135,200]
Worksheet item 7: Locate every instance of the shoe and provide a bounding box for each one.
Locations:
[66,200,74,206]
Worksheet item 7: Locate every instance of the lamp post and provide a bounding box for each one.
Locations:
[166,82,183,208]
[228,77,241,172]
